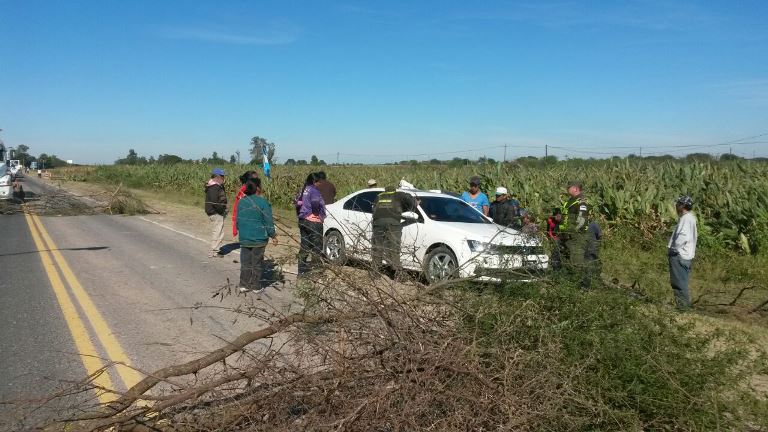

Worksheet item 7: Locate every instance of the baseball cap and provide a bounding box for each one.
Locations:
[367,179,377,187]
[495,186,508,195]
[211,168,226,176]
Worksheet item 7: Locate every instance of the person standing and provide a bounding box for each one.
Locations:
[315,171,337,205]
[560,181,591,289]
[546,208,564,270]
[205,168,227,258]
[236,177,278,293]
[583,221,603,290]
[488,187,518,227]
[668,195,697,310]
[232,171,259,238]
[371,185,416,276]
[297,173,327,276]
[461,176,490,216]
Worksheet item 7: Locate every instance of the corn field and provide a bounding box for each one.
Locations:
[55,159,768,254]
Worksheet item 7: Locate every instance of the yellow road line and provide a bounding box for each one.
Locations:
[30,214,144,390]
[23,213,116,404]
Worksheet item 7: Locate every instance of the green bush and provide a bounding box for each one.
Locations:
[463,282,766,430]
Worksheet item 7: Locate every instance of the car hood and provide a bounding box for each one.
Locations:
[433,222,539,246]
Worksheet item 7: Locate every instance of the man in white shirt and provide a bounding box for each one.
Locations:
[668,195,698,310]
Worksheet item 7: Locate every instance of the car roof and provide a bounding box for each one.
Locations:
[351,188,462,199]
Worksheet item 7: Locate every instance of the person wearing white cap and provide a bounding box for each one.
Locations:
[367,179,378,187]
[488,186,519,227]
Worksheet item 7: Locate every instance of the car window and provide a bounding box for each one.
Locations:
[419,197,491,223]
[343,191,380,214]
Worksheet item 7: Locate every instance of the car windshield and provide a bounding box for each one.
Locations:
[418,196,490,224]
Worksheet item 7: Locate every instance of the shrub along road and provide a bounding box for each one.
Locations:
[0,175,298,428]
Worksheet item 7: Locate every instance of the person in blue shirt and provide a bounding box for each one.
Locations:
[460,176,490,216]
[236,177,278,294]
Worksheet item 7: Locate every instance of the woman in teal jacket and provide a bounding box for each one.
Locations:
[236,178,278,293]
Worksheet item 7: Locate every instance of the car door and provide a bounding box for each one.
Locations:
[341,191,380,259]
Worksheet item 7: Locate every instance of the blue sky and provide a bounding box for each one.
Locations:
[1,0,767,164]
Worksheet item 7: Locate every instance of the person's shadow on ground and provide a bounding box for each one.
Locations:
[218,242,241,256]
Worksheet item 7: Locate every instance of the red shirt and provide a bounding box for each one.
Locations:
[232,185,247,236]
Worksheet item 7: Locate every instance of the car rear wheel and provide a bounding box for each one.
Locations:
[324,230,348,266]
[423,246,458,284]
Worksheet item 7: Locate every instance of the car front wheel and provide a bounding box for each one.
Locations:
[423,246,458,284]
[324,230,348,266]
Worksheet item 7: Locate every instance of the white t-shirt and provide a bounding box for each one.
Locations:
[668,212,698,260]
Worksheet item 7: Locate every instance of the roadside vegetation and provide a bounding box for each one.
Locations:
[35,157,768,431]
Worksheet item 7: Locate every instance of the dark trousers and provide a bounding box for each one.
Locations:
[371,219,403,271]
[298,219,323,275]
[564,232,592,289]
[668,254,692,309]
[240,245,266,290]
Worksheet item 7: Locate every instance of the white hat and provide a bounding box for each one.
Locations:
[367,179,377,186]
[495,186,508,195]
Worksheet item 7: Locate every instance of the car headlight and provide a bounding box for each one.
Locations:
[467,240,494,253]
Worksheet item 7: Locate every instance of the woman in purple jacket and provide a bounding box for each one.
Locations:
[295,173,327,276]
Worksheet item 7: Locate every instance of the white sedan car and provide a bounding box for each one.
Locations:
[322,188,549,283]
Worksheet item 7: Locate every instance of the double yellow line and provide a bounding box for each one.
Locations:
[24,213,143,403]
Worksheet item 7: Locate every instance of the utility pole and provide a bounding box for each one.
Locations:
[336,152,340,165]
[503,144,507,163]
[545,144,548,158]
[729,147,733,155]
[639,146,642,157]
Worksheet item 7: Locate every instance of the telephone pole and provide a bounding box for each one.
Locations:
[336,152,340,165]
[545,144,548,158]
[503,144,507,163]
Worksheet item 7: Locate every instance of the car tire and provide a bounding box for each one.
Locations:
[324,230,348,266]
[423,245,458,284]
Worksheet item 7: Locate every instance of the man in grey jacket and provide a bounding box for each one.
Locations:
[668,195,698,310]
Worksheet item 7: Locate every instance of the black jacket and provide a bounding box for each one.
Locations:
[205,183,227,216]
[373,190,415,221]
[489,200,518,227]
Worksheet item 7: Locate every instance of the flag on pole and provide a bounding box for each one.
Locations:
[262,145,271,179]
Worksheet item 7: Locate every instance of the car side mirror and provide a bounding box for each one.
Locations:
[401,211,419,221]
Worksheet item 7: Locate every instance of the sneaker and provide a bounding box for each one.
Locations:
[253,287,267,295]
[238,286,250,293]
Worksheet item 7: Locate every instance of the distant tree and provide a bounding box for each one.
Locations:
[157,154,183,164]
[428,158,441,165]
[229,155,237,164]
[318,159,327,165]
[685,153,713,162]
[116,149,143,165]
[236,150,241,164]
[448,157,470,168]
[208,152,227,165]
[541,155,558,164]
[409,159,419,166]
[284,158,297,166]
[310,155,320,166]
[249,136,276,164]
[148,155,156,164]
[720,153,742,161]
[297,159,308,166]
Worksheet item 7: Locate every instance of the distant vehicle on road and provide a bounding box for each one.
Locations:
[0,144,12,200]
[323,187,548,283]
[9,160,21,179]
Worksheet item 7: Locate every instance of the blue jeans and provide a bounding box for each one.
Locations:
[668,254,693,309]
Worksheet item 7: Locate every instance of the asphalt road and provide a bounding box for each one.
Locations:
[0,175,297,428]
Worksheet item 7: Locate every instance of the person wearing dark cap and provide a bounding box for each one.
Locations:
[668,195,697,310]
[560,181,592,288]
[205,168,228,258]
[371,185,416,277]
[460,176,490,216]
[315,171,337,204]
